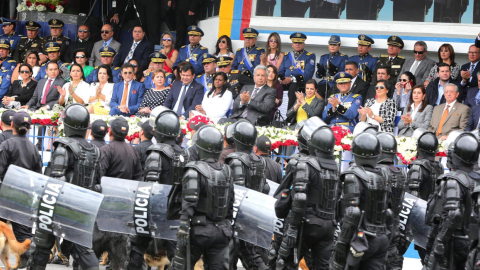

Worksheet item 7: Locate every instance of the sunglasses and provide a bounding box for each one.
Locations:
[19,70,30,74]
[130,64,138,67]
[375,85,386,90]
[123,71,133,74]
[413,50,424,54]
[78,30,88,33]
[163,38,172,41]
[399,79,409,82]
[219,40,226,44]
[101,30,110,34]
[269,39,278,43]
[75,55,86,58]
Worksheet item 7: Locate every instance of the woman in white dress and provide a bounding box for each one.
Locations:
[195,72,233,123]
[58,63,90,106]
[86,65,115,115]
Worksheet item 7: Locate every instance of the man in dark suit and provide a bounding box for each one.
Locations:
[109,63,146,116]
[230,65,276,124]
[427,63,464,106]
[464,77,480,108]
[460,44,480,89]
[163,63,204,119]
[466,102,480,131]
[398,41,436,85]
[331,61,369,100]
[22,62,66,110]
[113,25,154,71]
[64,25,95,64]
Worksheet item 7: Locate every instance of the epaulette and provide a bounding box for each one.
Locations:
[94,66,98,69]
[306,52,313,56]
[201,47,207,50]
[372,55,378,58]
[145,71,151,76]
[329,94,336,98]
[166,72,172,76]
[41,63,46,67]
[237,48,242,51]
[285,52,289,55]
[341,53,345,56]
[197,75,202,78]
[114,67,120,70]
[181,45,187,49]
[256,47,263,50]
[7,60,15,63]
[20,36,27,39]
[353,94,360,98]
[61,63,69,66]
[398,56,405,59]
[231,70,239,74]
[381,54,388,58]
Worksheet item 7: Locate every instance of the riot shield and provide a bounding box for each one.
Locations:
[399,192,430,249]
[0,165,104,248]
[266,180,279,197]
[234,185,277,249]
[97,177,179,240]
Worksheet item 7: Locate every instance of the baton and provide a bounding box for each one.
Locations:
[170,226,191,270]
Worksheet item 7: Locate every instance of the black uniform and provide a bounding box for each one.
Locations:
[99,141,143,180]
[260,154,282,184]
[466,185,480,270]
[188,144,199,162]
[346,0,384,20]
[42,35,71,62]
[371,55,406,89]
[280,0,310,17]
[89,139,106,149]
[13,36,43,63]
[0,134,42,180]
[0,130,13,144]
[133,139,153,168]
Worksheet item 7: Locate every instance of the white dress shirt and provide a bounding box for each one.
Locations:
[201,90,233,123]
[62,80,91,105]
[442,100,456,114]
[173,82,192,115]
[88,82,114,110]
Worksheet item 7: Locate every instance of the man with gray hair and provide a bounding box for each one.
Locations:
[398,41,436,85]
[230,64,276,124]
[428,83,470,140]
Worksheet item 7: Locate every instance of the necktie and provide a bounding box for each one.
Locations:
[121,82,129,106]
[176,85,187,116]
[125,42,138,63]
[41,79,52,105]
[471,63,476,75]
[103,41,107,47]
[436,105,450,136]
[242,87,260,117]
[410,61,420,74]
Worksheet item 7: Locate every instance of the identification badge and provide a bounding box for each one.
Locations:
[391,65,401,69]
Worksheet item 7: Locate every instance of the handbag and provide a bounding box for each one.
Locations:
[271,110,286,128]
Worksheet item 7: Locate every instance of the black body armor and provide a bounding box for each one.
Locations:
[378,164,407,216]
[144,143,190,185]
[407,159,444,201]
[225,152,267,193]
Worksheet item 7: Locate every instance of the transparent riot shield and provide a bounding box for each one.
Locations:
[149,183,180,240]
[266,180,279,197]
[400,192,429,249]
[0,165,104,248]
[234,185,277,249]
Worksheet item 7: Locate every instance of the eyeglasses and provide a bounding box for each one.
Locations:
[123,71,133,74]
[468,51,480,55]
[130,64,138,67]
[220,40,226,44]
[78,30,88,33]
[75,55,85,58]
[19,70,30,74]
[413,50,424,54]
[399,79,409,82]
[163,38,172,42]
[269,39,278,43]
[101,30,110,34]
[375,85,386,90]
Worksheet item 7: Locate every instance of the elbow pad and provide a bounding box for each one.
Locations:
[343,174,360,207]
[407,165,422,191]
[144,151,161,182]
[444,180,461,211]
[50,145,69,180]
[230,159,245,186]
[293,162,308,193]
[182,169,199,203]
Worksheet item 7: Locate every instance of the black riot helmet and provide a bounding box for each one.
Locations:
[310,126,335,158]
[351,133,381,167]
[376,132,397,163]
[151,106,180,142]
[417,132,438,160]
[224,124,235,145]
[446,132,480,170]
[62,104,90,137]
[232,120,257,152]
[297,126,309,153]
[194,125,224,160]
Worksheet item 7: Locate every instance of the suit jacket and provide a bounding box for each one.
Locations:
[64,37,95,64]
[113,38,154,71]
[331,76,369,101]
[26,77,66,109]
[426,78,464,106]
[109,80,146,116]
[286,97,325,125]
[163,80,205,118]
[230,84,277,124]
[466,104,480,131]
[428,102,470,138]
[397,104,434,136]
[464,86,480,108]
[398,57,436,84]
[89,39,122,68]
[460,62,480,89]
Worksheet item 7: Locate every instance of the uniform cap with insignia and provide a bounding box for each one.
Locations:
[44,41,60,52]
[149,52,167,63]
[357,34,374,46]
[201,53,216,64]
[335,72,353,83]
[12,111,32,128]
[0,18,17,26]
[1,110,15,126]
[255,135,272,153]
[26,20,41,31]
[110,117,129,138]
[91,119,108,138]
[216,56,233,67]
[48,18,64,28]
[328,35,341,45]
[242,27,259,38]
[99,46,116,57]
[0,39,10,50]
[290,32,307,43]
[387,35,404,49]
[188,25,204,36]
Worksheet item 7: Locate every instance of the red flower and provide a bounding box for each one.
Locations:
[35,2,39,5]
[436,151,447,157]
[50,4,55,9]
[186,115,213,132]
[26,1,32,6]
[182,128,187,135]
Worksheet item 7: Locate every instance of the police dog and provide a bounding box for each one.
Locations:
[0,221,31,270]
[92,224,129,270]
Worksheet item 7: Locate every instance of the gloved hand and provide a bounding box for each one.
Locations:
[284,225,298,248]
[177,220,190,248]
[316,63,326,78]
[328,60,339,74]
[432,239,445,259]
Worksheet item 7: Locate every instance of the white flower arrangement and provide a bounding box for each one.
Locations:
[37,4,47,11]
[16,1,28,12]
[55,5,64,13]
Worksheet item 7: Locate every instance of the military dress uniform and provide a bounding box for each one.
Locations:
[13,21,43,63]
[0,39,17,72]
[41,19,71,62]
[322,72,362,132]
[0,18,23,51]
[348,35,378,83]
[231,28,265,74]
[195,54,216,93]
[279,32,316,110]
[316,35,348,89]
[173,26,208,75]
[85,46,122,83]
[0,67,12,98]
[371,36,406,87]
[143,52,174,89]
[35,42,69,81]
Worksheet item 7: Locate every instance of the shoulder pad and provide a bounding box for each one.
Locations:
[147,143,175,159]
[445,171,471,189]
[398,56,405,59]
[381,55,388,58]
[301,156,320,171]
[340,53,345,56]
[231,70,239,74]
[352,94,360,98]
[201,47,207,50]
[185,161,211,178]
[225,152,249,165]
[372,55,378,58]
[41,63,46,67]
[21,36,27,39]
[256,47,263,50]
[237,48,242,51]
[7,60,15,63]
[94,66,98,69]
[181,45,187,48]
[114,67,120,70]
[285,52,289,55]
[306,52,313,56]
[197,75,202,78]
[341,165,370,182]
[54,138,82,157]
[469,171,480,181]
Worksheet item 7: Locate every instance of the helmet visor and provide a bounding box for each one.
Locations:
[300,117,326,141]
[443,130,465,155]
[149,106,172,128]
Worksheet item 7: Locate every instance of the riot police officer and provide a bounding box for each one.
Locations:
[232,28,265,75]
[170,125,234,270]
[330,133,390,270]
[0,39,17,72]
[425,132,480,270]
[279,32,316,110]
[35,42,70,81]
[13,20,43,63]
[466,185,480,270]
[348,35,378,84]
[375,132,407,270]
[317,35,348,90]
[85,46,122,83]
[29,104,100,270]
[276,119,340,270]
[217,56,254,100]
[225,120,269,270]
[41,19,71,63]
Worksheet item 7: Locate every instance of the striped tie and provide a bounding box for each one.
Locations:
[125,42,138,63]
